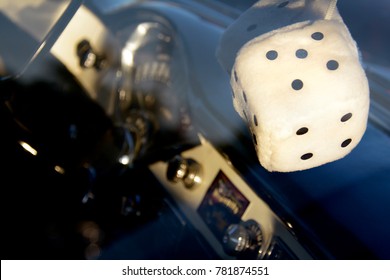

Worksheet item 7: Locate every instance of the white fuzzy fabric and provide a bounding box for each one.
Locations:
[217,0,370,172]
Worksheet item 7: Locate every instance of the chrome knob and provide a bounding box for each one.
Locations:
[76,39,105,70]
[223,223,251,253]
[222,220,263,258]
[166,156,202,189]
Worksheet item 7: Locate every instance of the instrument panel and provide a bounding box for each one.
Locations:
[150,136,313,259]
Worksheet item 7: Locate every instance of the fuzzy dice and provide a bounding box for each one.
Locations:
[217,0,370,172]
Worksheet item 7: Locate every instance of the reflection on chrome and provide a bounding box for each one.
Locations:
[121,23,155,69]
[54,165,65,175]
[18,141,37,156]
[118,154,131,165]
[109,20,179,166]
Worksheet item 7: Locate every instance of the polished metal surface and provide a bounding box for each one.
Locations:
[166,155,202,189]
[76,39,106,70]
[222,220,263,258]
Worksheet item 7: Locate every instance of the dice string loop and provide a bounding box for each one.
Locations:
[324,0,338,20]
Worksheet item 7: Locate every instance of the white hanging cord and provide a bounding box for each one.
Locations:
[325,0,338,20]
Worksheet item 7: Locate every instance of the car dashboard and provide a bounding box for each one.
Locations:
[1,0,389,260]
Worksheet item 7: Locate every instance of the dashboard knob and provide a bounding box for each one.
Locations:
[222,220,263,258]
[166,155,202,189]
[76,40,105,70]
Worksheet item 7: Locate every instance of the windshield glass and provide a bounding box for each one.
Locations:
[0,0,80,78]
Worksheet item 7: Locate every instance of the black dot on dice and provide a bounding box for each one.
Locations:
[253,134,258,145]
[254,115,258,126]
[327,60,339,70]
[247,24,257,32]
[341,138,352,148]
[296,49,308,59]
[234,70,238,82]
[311,32,324,41]
[292,79,303,90]
[301,153,313,160]
[296,127,309,135]
[341,113,352,122]
[266,50,278,60]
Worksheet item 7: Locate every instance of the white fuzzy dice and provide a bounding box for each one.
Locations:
[218,0,370,172]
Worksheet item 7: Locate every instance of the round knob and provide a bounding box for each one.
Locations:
[223,223,251,254]
[166,156,202,189]
[76,40,105,70]
[222,220,263,258]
